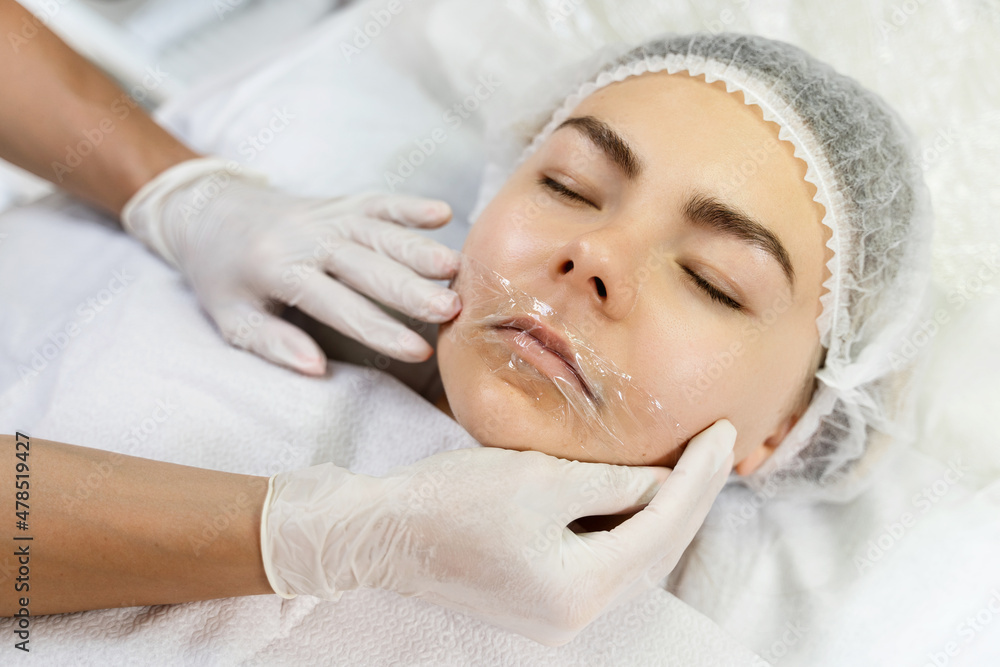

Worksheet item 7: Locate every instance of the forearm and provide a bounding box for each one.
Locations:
[0,0,198,214]
[0,434,272,616]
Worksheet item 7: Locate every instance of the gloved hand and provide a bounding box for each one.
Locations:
[121,157,462,374]
[260,420,736,646]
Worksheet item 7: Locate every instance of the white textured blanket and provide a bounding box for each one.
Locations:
[0,199,762,665]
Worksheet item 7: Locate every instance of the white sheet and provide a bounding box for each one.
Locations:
[0,199,762,665]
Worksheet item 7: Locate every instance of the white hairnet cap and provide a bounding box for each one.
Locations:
[471,33,934,502]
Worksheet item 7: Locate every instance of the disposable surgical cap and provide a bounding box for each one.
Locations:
[471,33,934,502]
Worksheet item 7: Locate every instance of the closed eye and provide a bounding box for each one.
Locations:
[538,176,599,209]
[682,266,743,311]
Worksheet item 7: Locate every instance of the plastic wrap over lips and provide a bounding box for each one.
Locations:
[443,254,688,465]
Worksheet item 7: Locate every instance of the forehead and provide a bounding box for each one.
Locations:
[553,69,830,294]
[565,71,794,194]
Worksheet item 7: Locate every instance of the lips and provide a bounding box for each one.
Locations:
[491,316,595,400]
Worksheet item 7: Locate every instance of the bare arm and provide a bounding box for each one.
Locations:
[0,433,272,616]
[0,0,198,215]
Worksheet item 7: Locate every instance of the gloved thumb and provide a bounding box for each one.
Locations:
[590,419,736,579]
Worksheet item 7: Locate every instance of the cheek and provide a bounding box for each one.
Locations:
[627,310,817,464]
[464,180,568,274]
[439,351,522,446]
[623,318,734,449]
[463,231,535,282]
[437,322,508,446]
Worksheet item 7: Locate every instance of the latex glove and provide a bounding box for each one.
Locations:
[121,157,461,374]
[260,420,736,646]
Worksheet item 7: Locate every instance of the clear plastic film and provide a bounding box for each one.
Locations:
[440,254,688,465]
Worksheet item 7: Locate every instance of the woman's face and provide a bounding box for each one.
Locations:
[437,71,829,473]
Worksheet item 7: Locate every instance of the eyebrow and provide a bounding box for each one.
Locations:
[683,194,796,288]
[556,116,642,180]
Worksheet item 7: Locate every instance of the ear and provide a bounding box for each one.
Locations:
[734,414,797,477]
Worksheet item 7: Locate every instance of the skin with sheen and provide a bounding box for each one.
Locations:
[437,71,831,474]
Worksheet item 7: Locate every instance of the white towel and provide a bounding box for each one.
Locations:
[0,199,763,666]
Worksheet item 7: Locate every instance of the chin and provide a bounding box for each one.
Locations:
[437,316,685,467]
[442,369,683,466]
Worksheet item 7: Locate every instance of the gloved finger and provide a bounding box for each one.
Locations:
[584,420,736,569]
[325,242,461,323]
[211,302,327,375]
[295,272,433,362]
[601,452,733,611]
[343,216,460,279]
[358,193,453,229]
[541,459,671,519]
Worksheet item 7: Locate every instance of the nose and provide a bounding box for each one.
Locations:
[548,236,638,321]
